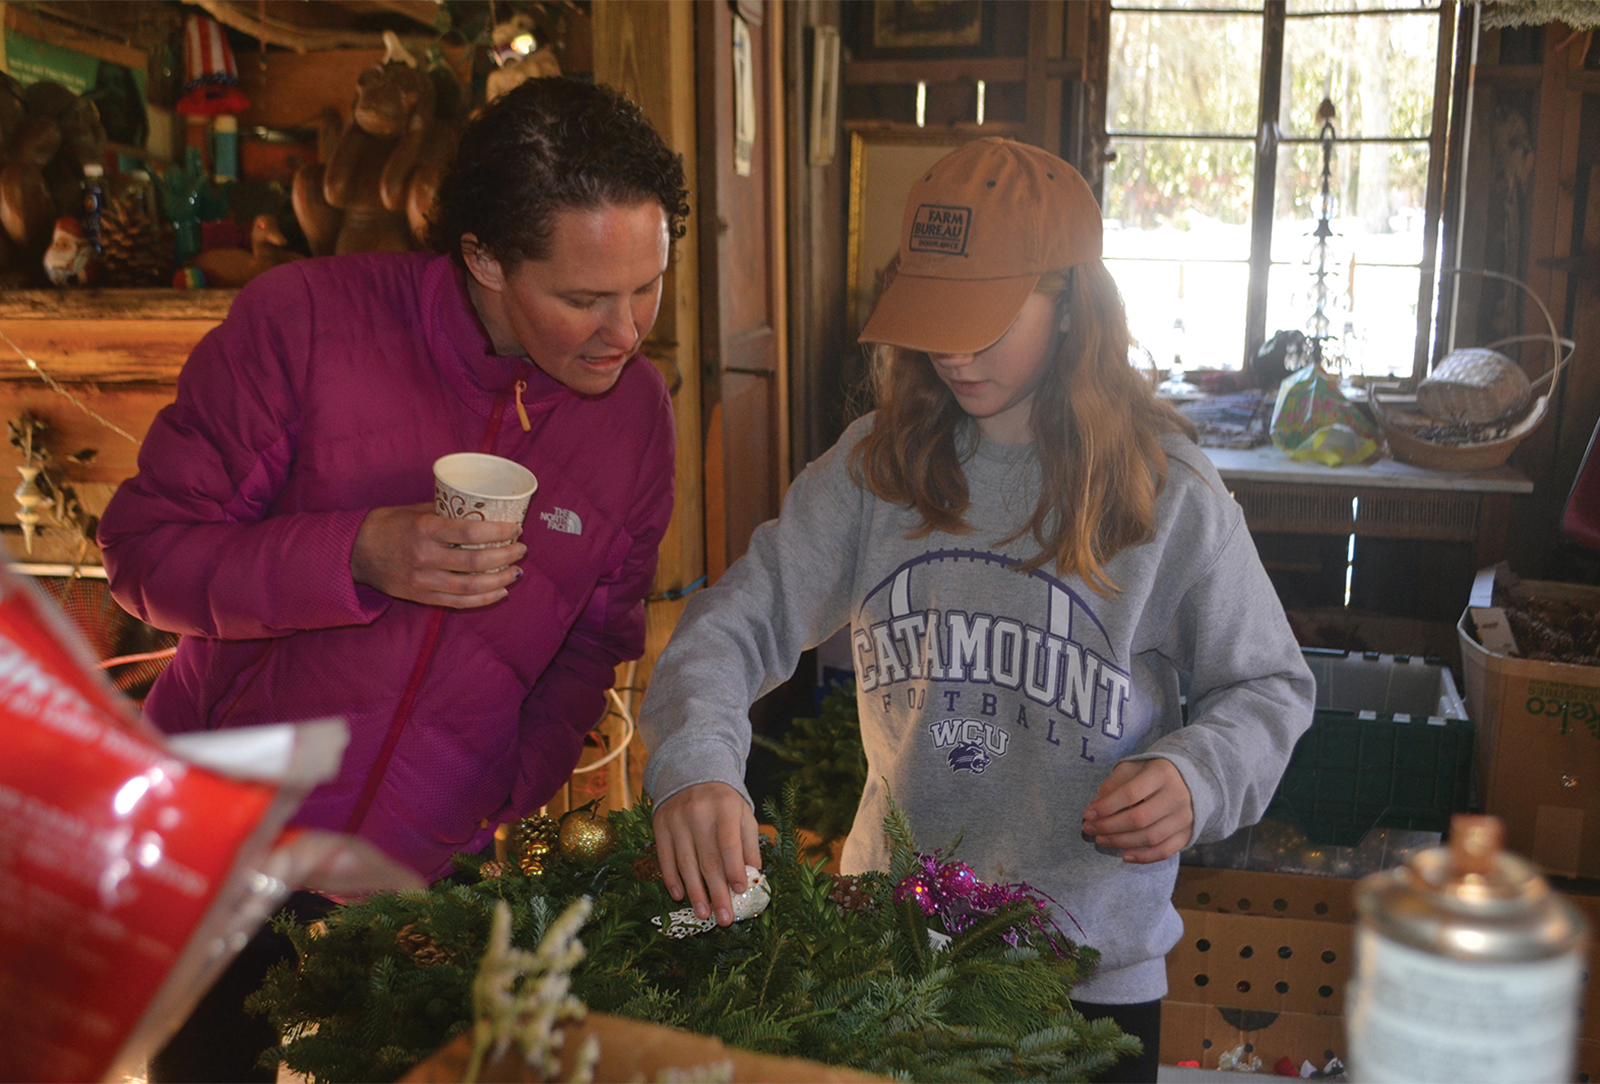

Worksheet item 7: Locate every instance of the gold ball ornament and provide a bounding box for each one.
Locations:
[558,802,617,863]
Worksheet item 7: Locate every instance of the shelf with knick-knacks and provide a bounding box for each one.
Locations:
[0,288,234,570]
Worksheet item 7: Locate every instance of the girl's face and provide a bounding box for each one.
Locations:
[927,291,1060,445]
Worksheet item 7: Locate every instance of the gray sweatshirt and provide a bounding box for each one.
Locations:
[640,416,1314,1003]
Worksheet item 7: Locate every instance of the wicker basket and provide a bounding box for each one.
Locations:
[1416,347,1532,424]
[1373,266,1577,471]
[1369,385,1548,472]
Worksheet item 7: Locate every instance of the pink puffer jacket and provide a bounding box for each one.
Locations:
[99,252,675,880]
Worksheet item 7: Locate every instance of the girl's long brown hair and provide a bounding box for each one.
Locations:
[850,260,1198,595]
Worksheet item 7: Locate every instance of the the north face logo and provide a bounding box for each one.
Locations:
[540,508,582,535]
[908,204,971,255]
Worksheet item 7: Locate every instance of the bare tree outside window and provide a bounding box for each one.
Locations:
[1102,0,1450,380]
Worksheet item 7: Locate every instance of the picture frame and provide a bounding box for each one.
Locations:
[854,0,994,60]
[847,129,971,338]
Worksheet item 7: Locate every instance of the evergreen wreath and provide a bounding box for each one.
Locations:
[249,787,1138,1083]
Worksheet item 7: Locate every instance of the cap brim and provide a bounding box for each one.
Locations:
[859,273,1041,355]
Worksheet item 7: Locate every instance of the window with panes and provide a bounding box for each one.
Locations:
[1100,0,1454,381]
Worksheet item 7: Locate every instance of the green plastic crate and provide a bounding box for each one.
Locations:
[1265,648,1474,846]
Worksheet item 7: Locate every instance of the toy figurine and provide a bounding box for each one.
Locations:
[42,216,96,287]
[187,214,303,289]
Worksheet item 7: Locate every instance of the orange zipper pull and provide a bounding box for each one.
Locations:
[514,379,531,432]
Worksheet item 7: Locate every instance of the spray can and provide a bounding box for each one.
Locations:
[1347,815,1586,1083]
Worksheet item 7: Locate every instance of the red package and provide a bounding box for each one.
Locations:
[0,564,415,1083]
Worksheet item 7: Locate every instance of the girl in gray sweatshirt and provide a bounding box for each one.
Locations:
[638,138,1314,1082]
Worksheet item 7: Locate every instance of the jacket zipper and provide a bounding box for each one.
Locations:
[343,388,513,836]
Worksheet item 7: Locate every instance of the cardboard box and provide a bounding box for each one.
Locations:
[1172,866,1357,924]
[1161,1001,1345,1075]
[1166,862,1600,1068]
[1268,649,1473,845]
[1578,1039,1600,1084]
[1163,868,1353,1069]
[1459,578,1600,878]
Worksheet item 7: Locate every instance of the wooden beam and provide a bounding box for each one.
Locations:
[1432,2,1476,368]
[591,0,705,806]
[0,293,226,385]
[0,289,234,321]
[4,4,148,70]
[845,57,1026,85]
[1243,1,1286,368]
[768,9,790,495]
[1024,0,1051,149]
[844,56,1080,86]
[0,320,216,384]
[842,118,1023,137]
[1412,2,1456,383]
[186,0,435,54]
[1081,0,1111,196]
[355,2,443,29]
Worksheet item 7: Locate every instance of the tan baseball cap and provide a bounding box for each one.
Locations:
[859,137,1103,355]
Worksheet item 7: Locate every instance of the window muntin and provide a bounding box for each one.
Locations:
[1103,1,1448,378]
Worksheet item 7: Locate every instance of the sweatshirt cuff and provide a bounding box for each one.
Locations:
[642,738,752,812]
[1123,749,1222,846]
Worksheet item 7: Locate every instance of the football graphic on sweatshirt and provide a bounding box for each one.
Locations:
[852,548,1140,774]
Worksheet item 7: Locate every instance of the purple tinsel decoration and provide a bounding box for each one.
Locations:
[893,852,1085,959]
[893,873,938,914]
[936,861,978,899]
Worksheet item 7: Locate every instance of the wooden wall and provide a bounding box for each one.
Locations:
[0,291,226,567]
[1453,20,1600,580]
[570,0,705,817]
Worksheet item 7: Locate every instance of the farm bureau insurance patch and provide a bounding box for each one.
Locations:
[909,204,971,255]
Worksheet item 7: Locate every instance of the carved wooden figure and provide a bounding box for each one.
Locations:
[292,33,460,256]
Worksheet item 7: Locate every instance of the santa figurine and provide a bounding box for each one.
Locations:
[43,216,98,287]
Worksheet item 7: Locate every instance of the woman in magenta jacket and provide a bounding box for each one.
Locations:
[99,78,684,885]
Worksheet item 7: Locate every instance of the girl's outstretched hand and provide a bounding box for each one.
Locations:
[652,781,762,927]
[1081,758,1195,863]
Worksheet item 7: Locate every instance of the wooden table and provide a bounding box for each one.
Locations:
[1203,446,1534,568]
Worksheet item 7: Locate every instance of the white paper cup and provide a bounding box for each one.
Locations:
[433,453,537,547]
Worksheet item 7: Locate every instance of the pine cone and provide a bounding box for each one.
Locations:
[829,873,877,915]
[632,847,662,883]
[396,923,453,968]
[99,194,174,287]
[478,859,504,880]
[510,813,560,875]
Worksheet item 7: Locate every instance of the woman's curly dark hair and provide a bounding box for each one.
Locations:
[428,77,689,267]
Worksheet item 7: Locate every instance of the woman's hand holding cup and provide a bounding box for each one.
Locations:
[351,504,526,608]
[352,453,538,609]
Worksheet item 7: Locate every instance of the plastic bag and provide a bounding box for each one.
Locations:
[1287,423,1379,468]
[0,562,420,1083]
[1270,363,1380,465]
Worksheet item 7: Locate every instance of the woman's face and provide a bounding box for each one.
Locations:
[927,291,1060,445]
[467,201,670,396]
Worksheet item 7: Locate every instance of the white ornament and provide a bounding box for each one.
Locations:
[653,866,770,939]
[14,465,44,553]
